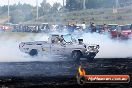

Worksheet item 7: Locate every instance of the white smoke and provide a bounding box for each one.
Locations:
[82,33,132,58]
[0,32,51,62]
[0,32,132,62]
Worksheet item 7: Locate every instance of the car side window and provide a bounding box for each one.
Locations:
[51,37,59,44]
[130,24,132,29]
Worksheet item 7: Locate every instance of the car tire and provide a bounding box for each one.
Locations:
[71,51,81,62]
[87,53,96,61]
[29,49,38,56]
[87,57,94,61]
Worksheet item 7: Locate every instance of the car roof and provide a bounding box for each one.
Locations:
[42,23,48,24]
[108,24,118,25]
[49,32,70,36]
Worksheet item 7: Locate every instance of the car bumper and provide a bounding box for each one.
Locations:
[83,50,99,57]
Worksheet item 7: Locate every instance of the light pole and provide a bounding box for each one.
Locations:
[8,0,10,23]
[62,0,65,12]
[36,0,39,21]
[116,0,120,9]
[115,0,119,39]
[63,0,64,7]
[83,0,86,10]
[114,0,119,24]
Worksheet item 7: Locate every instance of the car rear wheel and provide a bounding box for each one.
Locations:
[29,49,38,56]
[71,51,81,62]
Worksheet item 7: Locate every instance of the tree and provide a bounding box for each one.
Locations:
[9,3,34,23]
[65,0,117,11]
[85,0,100,9]
[66,0,78,11]
[10,10,25,23]
[50,2,61,13]
[40,0,51,15]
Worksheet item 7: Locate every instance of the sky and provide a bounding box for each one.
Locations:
[0,0,65,6]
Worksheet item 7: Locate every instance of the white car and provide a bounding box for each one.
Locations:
[19,34,100,61]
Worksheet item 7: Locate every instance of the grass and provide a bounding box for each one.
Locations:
[27,6,132,25]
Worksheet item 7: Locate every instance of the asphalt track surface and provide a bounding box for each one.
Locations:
[0,58,132,88]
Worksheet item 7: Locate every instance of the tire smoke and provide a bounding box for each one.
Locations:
[0,32,131,62]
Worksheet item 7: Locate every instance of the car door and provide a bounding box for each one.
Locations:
[63,44,73,56]
[51,43,65,56]
[40,43,50,55]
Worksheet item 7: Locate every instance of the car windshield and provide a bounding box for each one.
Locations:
[63,34,78,43]
[63,34,73,43]
[120,25,131,30]
[108,25,118,30]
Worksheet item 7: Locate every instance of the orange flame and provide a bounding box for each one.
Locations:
[78,66,86,76]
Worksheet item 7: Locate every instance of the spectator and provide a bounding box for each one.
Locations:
[91,22,96,32]
[102,24,108,32]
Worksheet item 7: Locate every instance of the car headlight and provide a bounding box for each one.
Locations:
[96,45,100,49]
[88,45,100,50]
[88,46,91,50]
[88,46,94,50]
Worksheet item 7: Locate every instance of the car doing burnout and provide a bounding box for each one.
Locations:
[19,34,100,61]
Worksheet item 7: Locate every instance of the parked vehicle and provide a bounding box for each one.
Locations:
[108,24,119,38]
[118,24,132,39]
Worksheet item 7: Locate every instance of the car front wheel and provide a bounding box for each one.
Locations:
[71,51,81,61]
[87,53,96,61]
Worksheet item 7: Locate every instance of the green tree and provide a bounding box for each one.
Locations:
[10,10,25,23]
[65,0,117,11]
[40,0,51,15]
[66,0,78,11]
[50,2,61,13]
